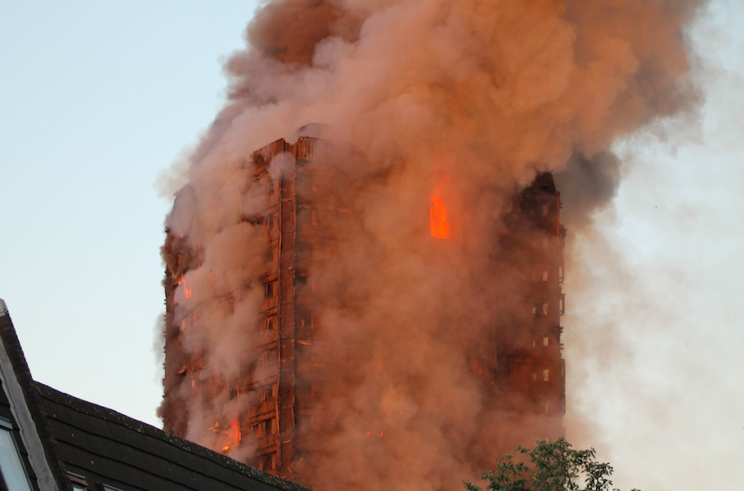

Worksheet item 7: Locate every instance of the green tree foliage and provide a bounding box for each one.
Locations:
[463,438,639,491]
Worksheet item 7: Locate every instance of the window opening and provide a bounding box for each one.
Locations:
[258,453,277,471]
[258,349,277,368]
[252,418,274,439]
[261,386,273,403]
[68,472,87,487]
[264,282,274,298]
[252,422,262,438]
[0,427,32,491]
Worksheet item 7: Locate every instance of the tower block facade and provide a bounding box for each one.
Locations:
[162,134,354,482]
[242,136,353,480]
[161,134,566,485]
[490,173,567,451]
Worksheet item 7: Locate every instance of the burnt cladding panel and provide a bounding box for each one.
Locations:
[283,137,352,484]
[492,173,566,435]
[277,141,299,480]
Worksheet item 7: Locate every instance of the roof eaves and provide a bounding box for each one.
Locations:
[0,299,71,491]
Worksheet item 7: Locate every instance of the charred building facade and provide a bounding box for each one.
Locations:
[161,132,566,486]
[491,172,567,451]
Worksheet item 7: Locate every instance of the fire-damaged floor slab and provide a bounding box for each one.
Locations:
[0,298,311,491]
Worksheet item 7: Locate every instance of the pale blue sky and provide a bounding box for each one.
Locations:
[564,2,744,488]
[0,0,258,426]
[1,2,742,490]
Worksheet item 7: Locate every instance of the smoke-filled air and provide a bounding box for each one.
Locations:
[158,0,707,490]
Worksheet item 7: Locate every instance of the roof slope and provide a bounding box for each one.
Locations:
[37,383,309,491]
[0,301,70,491]
[0,298,312,491]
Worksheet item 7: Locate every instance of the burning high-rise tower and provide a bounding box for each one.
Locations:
[161,126,566,487]
[158,0,703,489]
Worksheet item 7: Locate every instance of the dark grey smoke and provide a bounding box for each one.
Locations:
[554,152,622,231]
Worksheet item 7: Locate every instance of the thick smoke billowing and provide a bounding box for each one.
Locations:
[553,151,622,231]
[159,0,705,489]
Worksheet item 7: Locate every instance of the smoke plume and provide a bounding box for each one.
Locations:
[159,0,706,489]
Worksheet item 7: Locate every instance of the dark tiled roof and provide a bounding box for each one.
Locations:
[37,383,309,491]
[0,299,311,491]
[0,307,73,491]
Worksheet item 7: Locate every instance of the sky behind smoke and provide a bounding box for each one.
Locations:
[565,5,744,485]
[0,1,742,490]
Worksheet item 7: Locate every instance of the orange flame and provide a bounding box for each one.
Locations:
[220,419,242,453]
[430,177,451,239]
[181,274,192,299]
[230,418,242,443]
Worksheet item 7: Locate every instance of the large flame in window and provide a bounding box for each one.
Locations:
[219,418,242,453]
[430,176,451,239]
[181,273,192,299]
[230,418,242,443]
